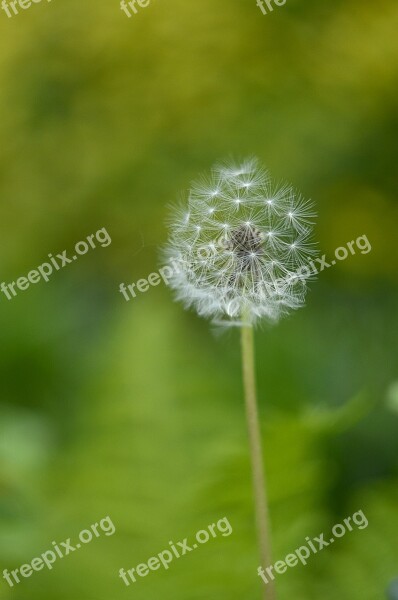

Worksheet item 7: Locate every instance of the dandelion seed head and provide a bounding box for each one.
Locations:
[163,158,317,327]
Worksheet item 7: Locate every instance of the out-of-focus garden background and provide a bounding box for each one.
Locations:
[0,0,397,598]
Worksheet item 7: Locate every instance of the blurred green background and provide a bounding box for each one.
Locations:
[0,0,397,598]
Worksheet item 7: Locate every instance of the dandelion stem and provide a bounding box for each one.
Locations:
[241,321,276,600]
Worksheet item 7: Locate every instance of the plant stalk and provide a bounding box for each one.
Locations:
[241,322,276,600]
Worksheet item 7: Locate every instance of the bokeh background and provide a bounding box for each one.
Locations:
[0,0,397,598]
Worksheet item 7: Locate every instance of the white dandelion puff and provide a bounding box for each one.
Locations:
[163,158,317,327]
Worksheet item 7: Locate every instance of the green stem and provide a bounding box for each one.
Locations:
[241,321,276,600]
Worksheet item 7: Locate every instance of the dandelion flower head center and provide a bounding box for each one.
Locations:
[225,224,265,278]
